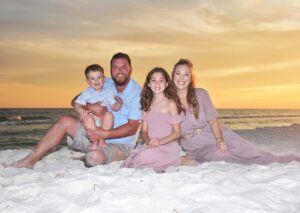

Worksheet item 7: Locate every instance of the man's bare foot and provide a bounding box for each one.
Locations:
[2,158,35,169]
[181,155,198,166]
[71,155,86,161]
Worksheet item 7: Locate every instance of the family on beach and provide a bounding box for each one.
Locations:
[7,52,300,172]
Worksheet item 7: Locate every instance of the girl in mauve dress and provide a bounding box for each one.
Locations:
[173,59,300,165]
[122,67,184,172]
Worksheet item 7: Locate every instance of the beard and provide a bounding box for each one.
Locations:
[112,75,130,86]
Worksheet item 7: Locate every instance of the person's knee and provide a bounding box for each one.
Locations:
[58,115,78,129]
[84,150,106,168]
[102,112,114,129]
[58,115,74,125]
[103,111,113,120]
[82,115,96,129]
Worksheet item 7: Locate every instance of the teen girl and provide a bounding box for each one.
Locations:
[122,67,184,172]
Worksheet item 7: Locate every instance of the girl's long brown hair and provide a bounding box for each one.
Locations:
[172,59,200,119]
[140,67,184,114]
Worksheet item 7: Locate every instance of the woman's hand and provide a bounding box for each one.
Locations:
[216,139,228,152]
[146,138,160,148]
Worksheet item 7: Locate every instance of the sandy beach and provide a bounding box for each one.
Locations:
[1,110,300,212]
[1,147,300,213]
[1,0,300,212]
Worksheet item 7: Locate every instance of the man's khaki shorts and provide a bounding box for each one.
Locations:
[67,123,132,164]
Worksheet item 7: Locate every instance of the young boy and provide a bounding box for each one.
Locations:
[74,64,122,150]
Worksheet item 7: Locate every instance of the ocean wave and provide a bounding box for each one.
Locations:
[234,123,300,135]
[236,123,300,132]
[0,120,53,126]
[220,114,300,119]
[234,123,300,154]
[0,115,50,121]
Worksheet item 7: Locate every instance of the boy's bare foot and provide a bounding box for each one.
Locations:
[98,141,107,148]
[88,142,102,151]
[82,114,96,129]
[181,155,198,166]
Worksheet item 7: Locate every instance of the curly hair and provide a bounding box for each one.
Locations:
[140,67,184,114]
[172,59,200,119]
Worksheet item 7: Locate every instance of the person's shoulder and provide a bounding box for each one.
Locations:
[103,77,114,89]
[130,79,142,90]
[195,87,208,93]
[128,79,142,96]
[102,87,115,94]
[81,87,93,95]
[195,88,210,96]
[167,99,178,115]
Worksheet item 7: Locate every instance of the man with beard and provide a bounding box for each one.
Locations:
[8,52,142,169]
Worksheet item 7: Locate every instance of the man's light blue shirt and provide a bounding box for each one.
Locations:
[103,78,142,146]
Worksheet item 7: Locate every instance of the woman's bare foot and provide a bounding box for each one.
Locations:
[181,155,198,166]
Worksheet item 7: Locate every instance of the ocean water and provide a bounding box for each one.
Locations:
[0,109,76,150]
[0,108,300,154]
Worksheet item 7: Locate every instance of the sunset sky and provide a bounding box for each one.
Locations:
[1,0,300,108]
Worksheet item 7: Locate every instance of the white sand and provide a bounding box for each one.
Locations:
[1,148,300,213]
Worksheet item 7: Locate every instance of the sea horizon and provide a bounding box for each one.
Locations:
[1,108,300,151]
[1,107,300,110]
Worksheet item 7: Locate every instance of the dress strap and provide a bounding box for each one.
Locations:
[167,114,183,124]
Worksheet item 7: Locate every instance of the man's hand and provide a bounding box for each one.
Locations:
[85,102,107,117]
[79,110,90,121]
[85,128,102,143]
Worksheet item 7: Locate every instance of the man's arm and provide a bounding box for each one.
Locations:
[71,94,107,117]
[74,103,89,120]
[71,94,81,107]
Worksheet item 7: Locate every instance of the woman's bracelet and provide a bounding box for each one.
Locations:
[216,138,224,143]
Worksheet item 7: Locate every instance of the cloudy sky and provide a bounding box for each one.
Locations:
[1,0,300,108]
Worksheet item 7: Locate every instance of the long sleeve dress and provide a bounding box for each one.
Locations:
[121,111,182,172]
[181,88,300,165]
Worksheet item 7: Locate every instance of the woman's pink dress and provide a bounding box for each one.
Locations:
[122,111,182,172]
[181,88,300,164]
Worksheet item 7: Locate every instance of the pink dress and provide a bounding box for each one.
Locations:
[122,111,182,172]
[181,88,300,165]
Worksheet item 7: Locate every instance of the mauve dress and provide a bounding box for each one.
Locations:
[122,111,182,172]
[181,88,300,165]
